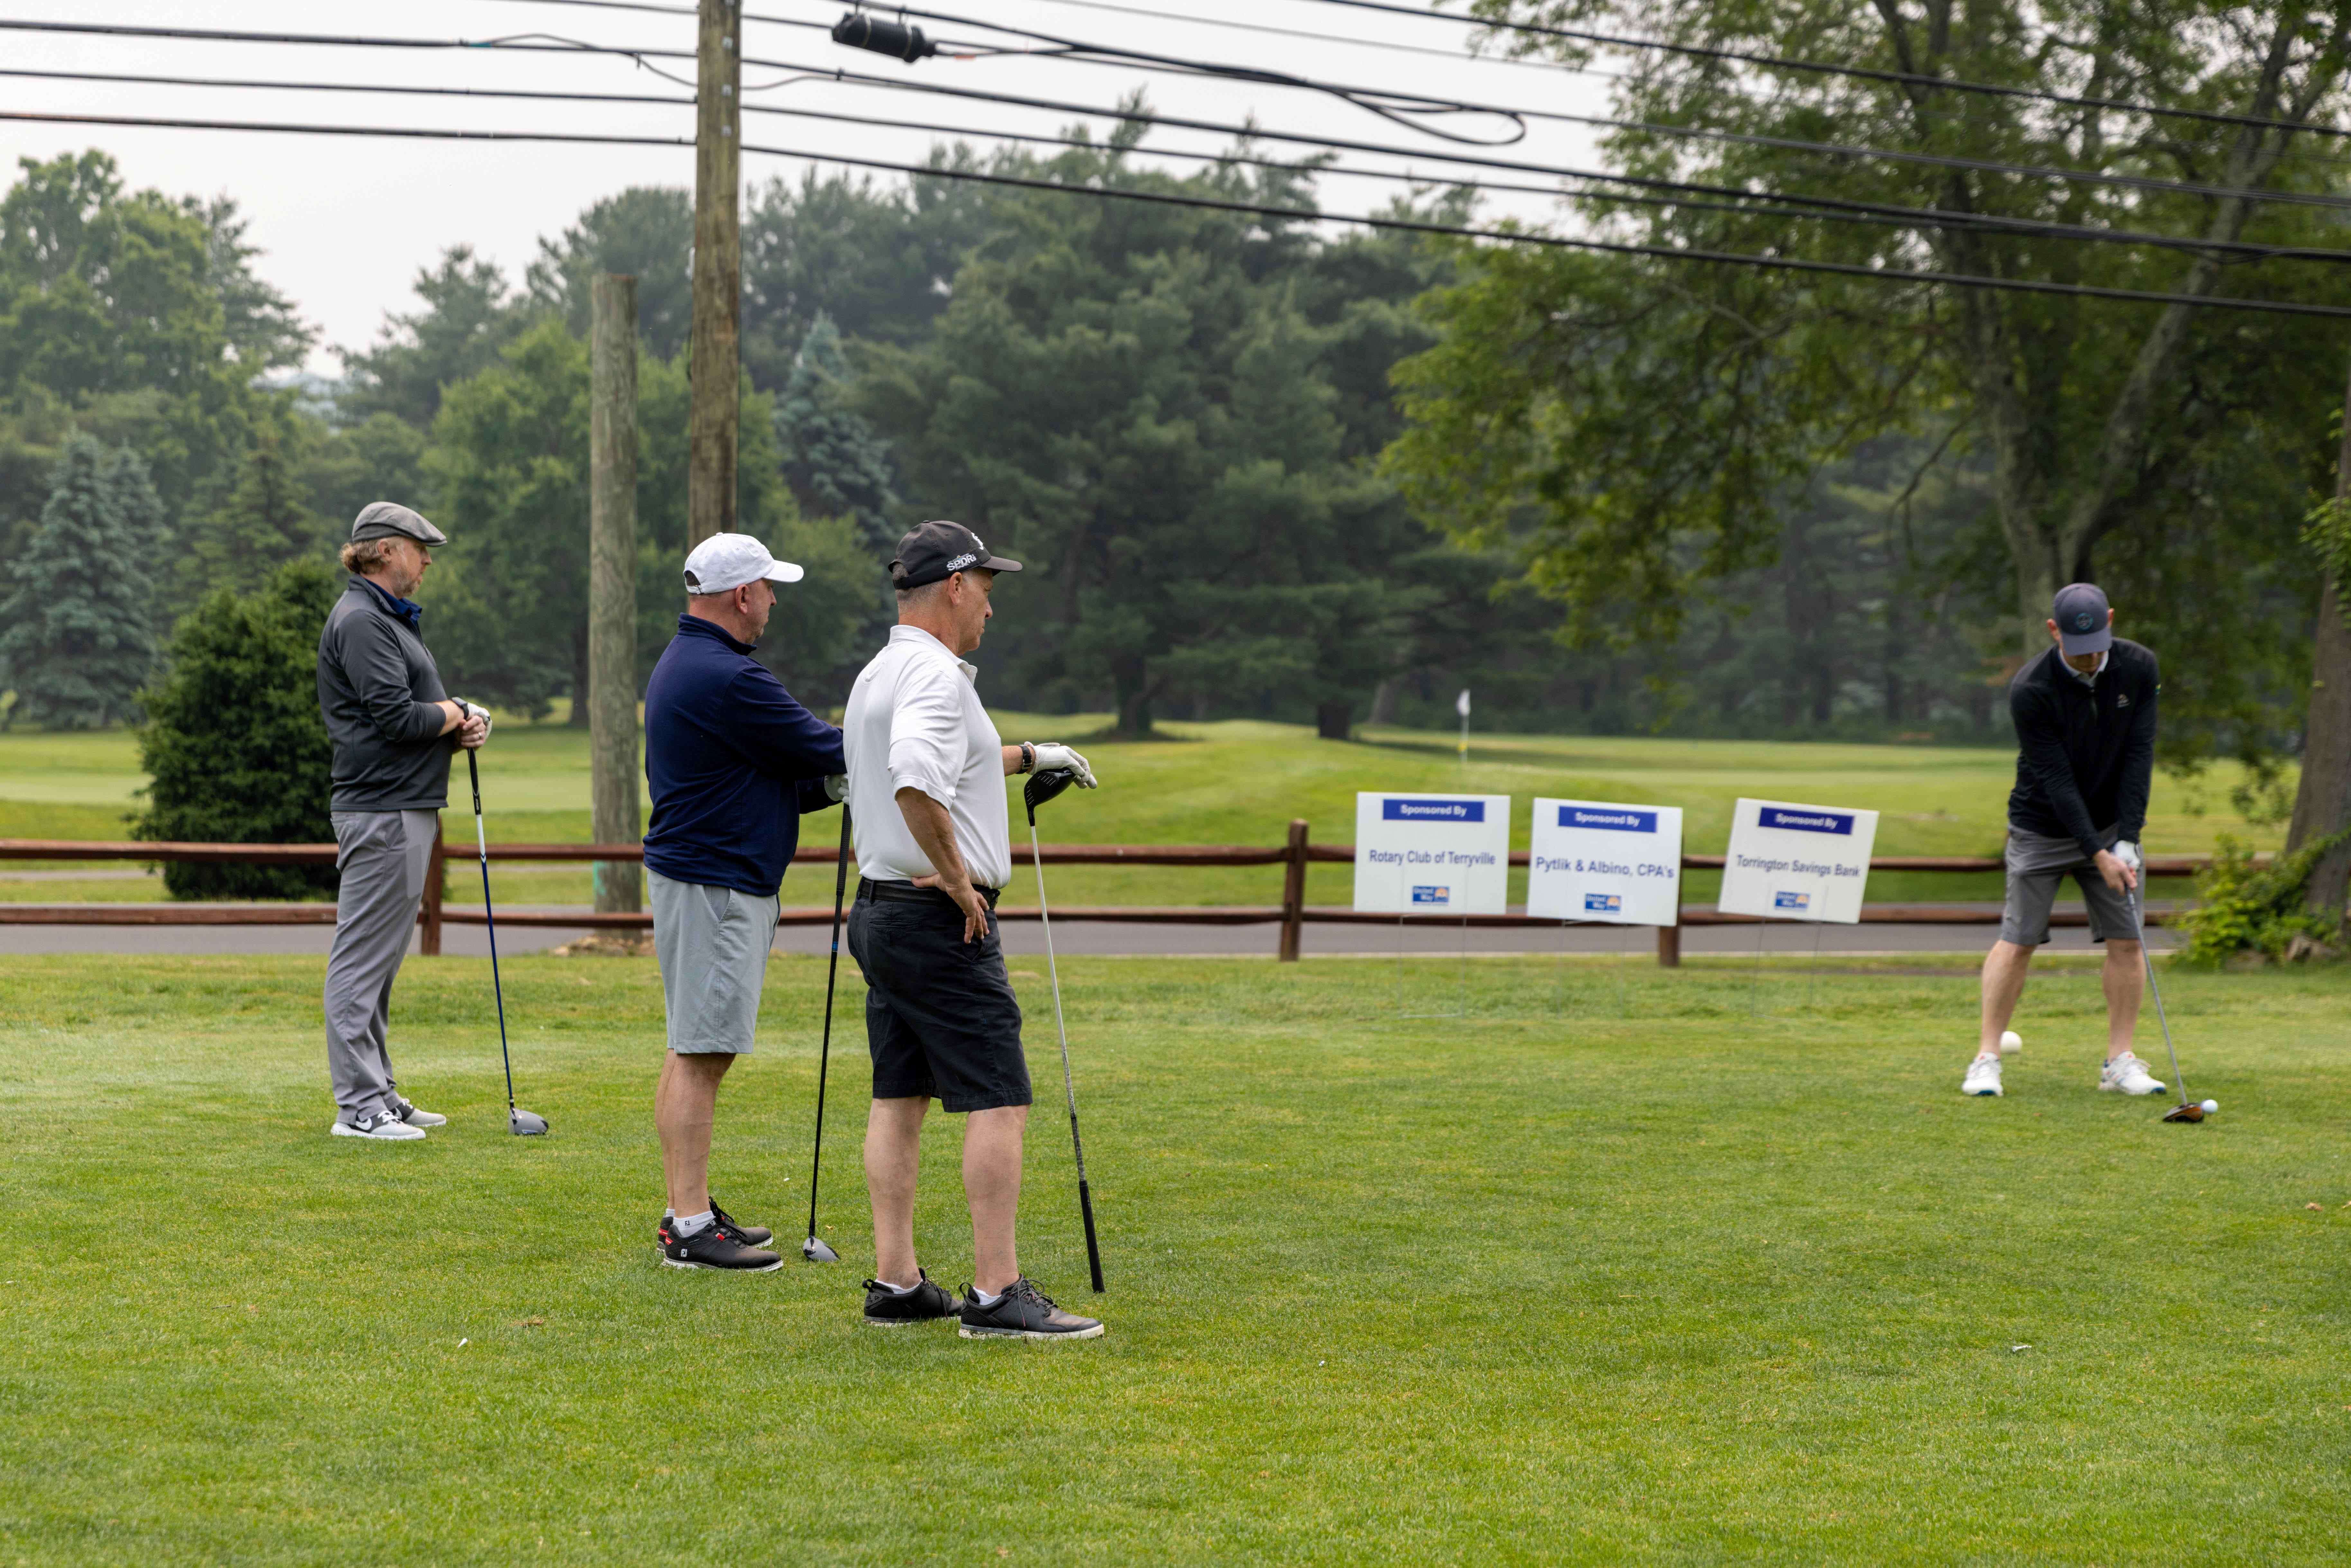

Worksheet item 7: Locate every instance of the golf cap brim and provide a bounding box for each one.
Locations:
[682,532,806,595]
[890,519,1022,589]
[2052,583,2113,656]
[349,502,448,547]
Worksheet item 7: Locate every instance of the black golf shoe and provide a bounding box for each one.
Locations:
[708,1199,772,1249]
[659,1216,783,1272]
[862,1269,963,1327]
[957,1277,1105,1341]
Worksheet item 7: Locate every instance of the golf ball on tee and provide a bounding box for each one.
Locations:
[2201,1099,2219,1115]
[1999,1030,2022,1055]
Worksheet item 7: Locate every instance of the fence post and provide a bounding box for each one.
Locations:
[1279,818,1309,962]
[420,818,445,956]
[1657,860,1681,967]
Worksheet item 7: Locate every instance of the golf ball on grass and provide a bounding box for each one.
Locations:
[2201,1099,2219,1114]
[1999,1030,2022,1055]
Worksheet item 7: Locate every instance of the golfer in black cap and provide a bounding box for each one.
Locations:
[1964,583,2163,1099]
[840,520,1106,1339]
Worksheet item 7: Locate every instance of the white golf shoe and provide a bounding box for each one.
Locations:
[1962,1053,2004,1097]
[331,1109,426,1141]
[2099,1052,2166,1096]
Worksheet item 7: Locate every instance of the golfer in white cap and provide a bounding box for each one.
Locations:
[644,533,846,1270]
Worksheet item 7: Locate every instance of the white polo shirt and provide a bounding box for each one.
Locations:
[843,625,1012,889]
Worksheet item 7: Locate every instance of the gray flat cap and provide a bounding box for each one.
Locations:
[349,502,448,547]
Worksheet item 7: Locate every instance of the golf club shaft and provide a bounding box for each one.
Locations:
[1031,819,1105,1292]
[466,748,518,1112]
[2133,881,2188,1102]
[807,804,852,1247]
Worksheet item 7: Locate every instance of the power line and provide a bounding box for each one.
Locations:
[11,63,2341,264]
[5,107,2347,318]
[1284,0,2351,145]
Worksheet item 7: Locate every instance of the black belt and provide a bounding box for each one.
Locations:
[859,878,1000,909]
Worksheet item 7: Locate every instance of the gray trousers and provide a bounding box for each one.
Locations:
[324,809,438,1123]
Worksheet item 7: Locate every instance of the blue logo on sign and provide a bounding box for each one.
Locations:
[1774,890,1811,910]
[1411,885,1451,904]
[1584,892,1622,913]
[1385,798,1484,822]
[1560,807,1656,833]
[1760,807,1854,836]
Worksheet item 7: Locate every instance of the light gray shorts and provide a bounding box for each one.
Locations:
[650,869,779,1054]
[2000,824,2136,946]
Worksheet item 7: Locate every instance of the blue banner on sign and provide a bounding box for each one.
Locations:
[1584,892,1623,913]
[1774,890,1812,910]
[1411,885,1451,904]
[1384,798,1485,822]
[1558,806,1657,833]
[1759,807,1854,836]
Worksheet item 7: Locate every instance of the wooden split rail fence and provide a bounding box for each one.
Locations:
[0,827,2215,964]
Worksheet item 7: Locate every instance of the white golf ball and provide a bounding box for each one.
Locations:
[1999,1030,2022,1056]
[2201,1099,2219,1115]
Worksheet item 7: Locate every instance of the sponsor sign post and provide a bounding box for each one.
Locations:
[1526,799,1682,926]
[1717,798,1879,923]
[1352,793,1512,915]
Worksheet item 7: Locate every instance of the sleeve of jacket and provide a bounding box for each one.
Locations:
[2115,654,2159,842]
[341,611,448,743]
[2011,679,2104,860]
[729,664,847,784]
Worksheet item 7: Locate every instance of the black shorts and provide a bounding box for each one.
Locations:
[846,881,1032,1113]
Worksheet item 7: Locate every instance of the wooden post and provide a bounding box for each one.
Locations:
[1658,861,1681,967]
[2284,343,2351,917]
[420,818,445,956]
[687,0,741,547]
[1278,818,1309,962]
[590,272,644,915]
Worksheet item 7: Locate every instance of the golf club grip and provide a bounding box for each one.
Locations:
[1079,1179,1104,1293]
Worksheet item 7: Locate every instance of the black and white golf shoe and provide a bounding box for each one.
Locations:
[659,1216,782,1272]
[862,1269,963,1327]
[393,1099,447,1128]
[707,1198,772,1249]
[957,1277,1104,1341]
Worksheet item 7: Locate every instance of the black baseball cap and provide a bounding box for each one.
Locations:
[889,520,1022,590]
[2052,582,2113,656]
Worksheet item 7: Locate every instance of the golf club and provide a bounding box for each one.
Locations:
[463,730,547,1136]
[1025,767,1105,1293]
[802,804,852,1263]
[2131,879,2202,1124]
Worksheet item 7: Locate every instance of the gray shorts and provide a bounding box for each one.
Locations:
[650,869,779,1054]
[2000,824,2136,946]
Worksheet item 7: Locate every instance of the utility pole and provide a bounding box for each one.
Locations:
[688,0,741,546]
[590,272,643,915]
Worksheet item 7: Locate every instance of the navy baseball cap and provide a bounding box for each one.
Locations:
[890,520,1022,590]
[2052,583,2113,656]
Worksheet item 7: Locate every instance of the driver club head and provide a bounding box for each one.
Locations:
[2162,1102,2206,1124]
[1023,767,1081,825]
[801,1235,839,1263]
[509,1108,549,1136]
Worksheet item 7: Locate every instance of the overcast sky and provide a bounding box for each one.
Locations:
[1,0,1617,375]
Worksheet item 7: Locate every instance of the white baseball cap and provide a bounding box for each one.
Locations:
[682,532,805,595]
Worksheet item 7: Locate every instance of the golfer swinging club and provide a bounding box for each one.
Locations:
[645,534,845,1270]
[843,521,1104,1339]
[1965,583,2163,1099]
[316,503,490,1140]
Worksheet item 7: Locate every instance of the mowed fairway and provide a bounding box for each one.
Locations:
[3,953,2348,1563]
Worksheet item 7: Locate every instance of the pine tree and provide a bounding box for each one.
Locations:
[774,312,898,551]
[134,559,342,899]
[0,434,161,728]
[196,415,321,594]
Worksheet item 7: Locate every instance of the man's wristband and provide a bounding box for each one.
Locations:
[1019,742,1035,774]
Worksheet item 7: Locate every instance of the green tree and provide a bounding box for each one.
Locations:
[775,311,899,550]
[133,560,342,899]
[304,411,431,531]
[0,434,163,727]
[195,409,324,594]
[337,247,536,427]
[527,187,696,361]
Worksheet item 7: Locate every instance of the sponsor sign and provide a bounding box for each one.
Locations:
[1353,793,1511,915]
[1526,798,1683,926]
[1718,797,1879,924]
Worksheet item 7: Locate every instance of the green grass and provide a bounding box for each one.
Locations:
[0,718,2291,907]
[2,953,2348,1563]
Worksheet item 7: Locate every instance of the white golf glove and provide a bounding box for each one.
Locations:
[2113,839,2142,872]
[1028,743,1097,787]
[823,773,849,803]
[453,699,493,738]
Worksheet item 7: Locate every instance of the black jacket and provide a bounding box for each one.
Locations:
[2005,639,2158,858]
[316,578,454,813]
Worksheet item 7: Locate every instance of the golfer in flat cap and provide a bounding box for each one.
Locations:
[843,520,1105,1339]
[316,502,489,1140]
[645,533,846,1271]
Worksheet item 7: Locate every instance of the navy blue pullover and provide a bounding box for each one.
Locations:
[643,615,844,898]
